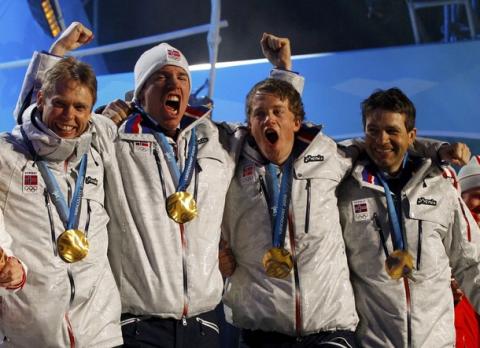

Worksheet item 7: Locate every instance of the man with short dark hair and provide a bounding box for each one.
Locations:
[3,54,122,347]
[338,87,480,347]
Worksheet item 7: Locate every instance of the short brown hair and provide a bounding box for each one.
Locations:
[245,78,305,122]
[41,57,97,108]
[361,87,416,131]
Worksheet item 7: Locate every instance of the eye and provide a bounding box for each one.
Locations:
[52,100,65,108]
[178,74,189,81]
[253,110,266,119]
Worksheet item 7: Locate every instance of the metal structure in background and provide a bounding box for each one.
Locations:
[1,0,227,98]
[406,0,477,43]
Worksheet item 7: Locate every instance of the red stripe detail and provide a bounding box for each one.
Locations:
[65,313,76,348]
[288,212,302,337]
[476,156,480,165]
[132,115,142,134]
[403,277,412,348]
[368,173,375,184]
[459,199,472,242]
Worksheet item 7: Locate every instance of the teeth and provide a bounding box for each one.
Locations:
[59,125,74,131]
[167,95,180,102]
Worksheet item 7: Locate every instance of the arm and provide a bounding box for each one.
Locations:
[219,238,236,278]
[261,33,305,95]
[14,22,94,123]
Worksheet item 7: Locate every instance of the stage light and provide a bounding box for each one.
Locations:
[28,0,65,38]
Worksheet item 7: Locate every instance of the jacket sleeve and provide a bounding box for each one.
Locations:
[269,68,305,95]
[447,192,480,311]
[14,51,62,124]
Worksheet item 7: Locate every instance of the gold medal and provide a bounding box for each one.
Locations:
[166,191,198,224]
[262,247,293,279]
[385,249,414,280]
[57,229,89,263]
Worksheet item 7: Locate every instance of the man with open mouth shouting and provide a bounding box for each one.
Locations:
[220,37,359,346]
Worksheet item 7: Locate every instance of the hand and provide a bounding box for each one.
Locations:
[438,143,471,166]
[260,33,292,70]
[49,21,94,56]
[0,257,25,289]
[219,239,236,278]
[451,278,464,304]
[102,99,132,126]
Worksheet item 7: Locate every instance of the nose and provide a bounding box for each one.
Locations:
[61,105,76,119]
[264,111,277,125]
[375,130,389,145]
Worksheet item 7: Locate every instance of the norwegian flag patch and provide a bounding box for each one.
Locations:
[23,170,39,193]
[352,199,370,222]
[134,141,152,154]
[240,163,256,185]
[167,49,181,61]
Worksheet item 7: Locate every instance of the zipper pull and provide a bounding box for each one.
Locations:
[182,316,187,326]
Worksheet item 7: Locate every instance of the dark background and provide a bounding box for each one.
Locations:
[82,0,467,74]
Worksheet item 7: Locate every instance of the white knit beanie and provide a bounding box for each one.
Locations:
[133,43,191,101]
[458,155,480,193]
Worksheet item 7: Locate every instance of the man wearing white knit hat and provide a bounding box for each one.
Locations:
[106,33,304,346]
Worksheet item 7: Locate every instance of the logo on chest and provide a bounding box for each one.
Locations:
[240,163,256,185]
[134,141,152,154]
[352,199,370,222]
[417,197,437,206]
[304,154,324,163]
[23,170,39,193]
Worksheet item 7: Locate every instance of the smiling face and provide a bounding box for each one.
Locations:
[37,79,93,139]
[364,110,416,175]
[138,65,190,133]
[248,92,301,165]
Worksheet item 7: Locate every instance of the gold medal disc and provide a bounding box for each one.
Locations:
[385,249,414,280]
[57,229,89,263]
[166,192,198,224]
[262,247,293,279]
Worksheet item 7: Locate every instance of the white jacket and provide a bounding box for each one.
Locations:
[222,124,359,336]
[0,106,122,348]
[338,155,480,348]
[106,107,244,319]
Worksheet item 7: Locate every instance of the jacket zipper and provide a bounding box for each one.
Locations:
[288,212,302,337]
[179,223,189,326]
[417,220,422,270]
[403,277,412,348]
[154,148,189,325]
[304,179,311,234]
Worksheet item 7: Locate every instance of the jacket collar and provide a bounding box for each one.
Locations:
[351,153,437,192]
[122,104,211,137]
[13,104,92,163]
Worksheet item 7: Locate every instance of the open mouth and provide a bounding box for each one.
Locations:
[264,129,279,144]
[165,95,180,114]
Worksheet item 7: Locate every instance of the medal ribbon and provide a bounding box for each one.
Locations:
[20,127,88,230]
[375,154,409,251]
[134,105,198,191]
[154,129,197,192]
[265,157,294,248]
